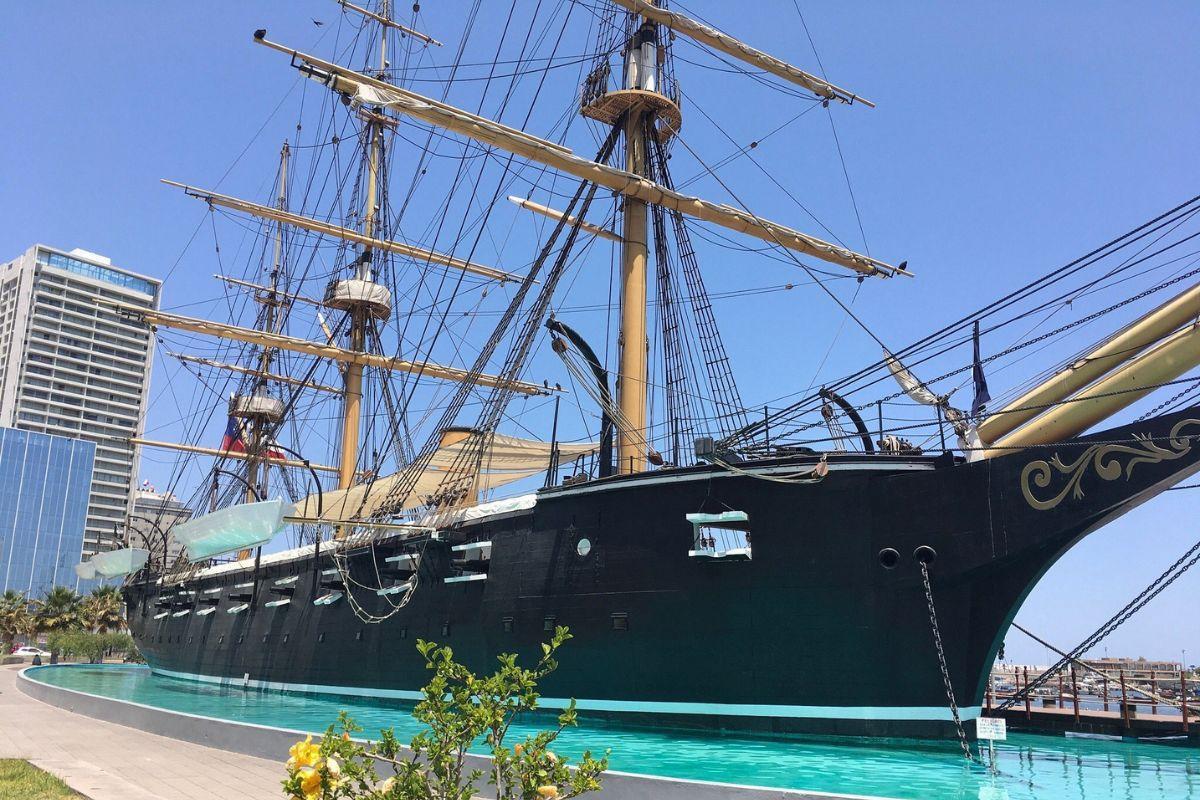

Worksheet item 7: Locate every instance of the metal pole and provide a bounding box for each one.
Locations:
[1103,674,1110,712]
[1120,669,1130,729]
[1151,670,1158,714]
[1023,666,1031,719]
[764,406,770,452]
[1182,672,1190,733]
[1057,672,1064,708]
[545,394,561,488]
[936,405,947,451]
[876,400,883,447]
[1071,666,1080,722]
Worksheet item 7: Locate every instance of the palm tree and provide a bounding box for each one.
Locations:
[0,590,33,652]
[34,586,82,634]
[80,585,124,634]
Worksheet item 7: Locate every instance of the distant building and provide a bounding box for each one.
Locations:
[127,483,193,570]
[0,245,160,559]
[1082,656,1183,677]
[0,426,95,596]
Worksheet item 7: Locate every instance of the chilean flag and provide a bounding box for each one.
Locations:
[221,415,285,459]
[220,416,247,453]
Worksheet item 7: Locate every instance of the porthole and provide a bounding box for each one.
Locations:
[611,612,628,631]
[502,616,514,633]
[441,622,451,637]
[877,548,900,569]
[913,545,937,565]
[576,537,592,557]
[543,615,557,632]
[399,627,408,640]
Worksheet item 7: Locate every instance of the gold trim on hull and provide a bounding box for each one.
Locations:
[1020,418,1200,511]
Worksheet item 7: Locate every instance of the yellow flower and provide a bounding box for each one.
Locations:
[299,767,322,798]
[536,786,559,799]
[514,743,524,756]
[289,735,321,769]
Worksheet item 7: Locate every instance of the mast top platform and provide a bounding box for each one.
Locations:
[580,89,681,140]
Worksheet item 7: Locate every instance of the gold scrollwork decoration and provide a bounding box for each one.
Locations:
[1020,418,1200,511]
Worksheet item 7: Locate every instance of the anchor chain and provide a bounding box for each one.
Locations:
[919,560,976,763]
[997,535,1200,711]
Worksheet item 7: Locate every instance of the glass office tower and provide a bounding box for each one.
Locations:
[0,426,95,597]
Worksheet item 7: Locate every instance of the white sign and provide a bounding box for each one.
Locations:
[976,716,1007,741]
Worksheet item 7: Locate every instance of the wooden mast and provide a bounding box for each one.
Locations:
[616,19,657,474]
[233,141,289,559]
[337,0,389,499]
[245,140,290,507]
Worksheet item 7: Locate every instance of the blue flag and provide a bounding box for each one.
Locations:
[971,320,991,417]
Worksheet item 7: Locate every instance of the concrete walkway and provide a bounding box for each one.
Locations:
[0,664,282,799]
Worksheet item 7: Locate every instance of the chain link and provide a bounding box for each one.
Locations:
[919,561,976,763]
[997,536,1200,711]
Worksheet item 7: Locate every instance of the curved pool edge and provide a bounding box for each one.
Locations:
[17,666,894,800]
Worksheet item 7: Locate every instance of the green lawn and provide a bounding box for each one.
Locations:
[0,760,83,799]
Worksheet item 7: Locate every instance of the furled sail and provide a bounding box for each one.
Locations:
[883,349,940,406]
[291,430,596,522]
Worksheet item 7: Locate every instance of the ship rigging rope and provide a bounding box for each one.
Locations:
[919,561,977,763]
[995,534,1200,713]
[735,198,1200,446]
[750,232,1200,445]
[362,126,622,522]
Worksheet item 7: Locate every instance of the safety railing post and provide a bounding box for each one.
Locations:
[1120,669,1130,729]
[1070,665,1080,722]
[1181,671,1190,733]
[1023,666,1032,719]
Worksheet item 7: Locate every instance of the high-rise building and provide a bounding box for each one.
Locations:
[0,245,160,558]
[0,426,95,596]
[127,483,193,571]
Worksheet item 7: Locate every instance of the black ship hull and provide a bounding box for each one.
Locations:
[125,409,1200,740]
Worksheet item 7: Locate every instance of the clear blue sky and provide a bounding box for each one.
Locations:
[1,1,1198,667]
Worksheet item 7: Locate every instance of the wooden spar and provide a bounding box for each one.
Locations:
[128,306,549,396]
[990,321,1200,452]
[507,195,621,243]
[215,274,324,307]
[165,351,342,395]
[609,0,872,107]
[979,278,1200,443]
[337,0,442,46]
[252,33,904,279]
[283,515,431,532]
[128,437,339,474]
[161,180,517,283]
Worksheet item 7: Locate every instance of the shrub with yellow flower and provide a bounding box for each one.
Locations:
[279,627,608,800]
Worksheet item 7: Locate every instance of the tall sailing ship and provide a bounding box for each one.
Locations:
[96,1,1200,739]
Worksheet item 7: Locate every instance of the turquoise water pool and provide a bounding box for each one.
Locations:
[25,665,1198,799]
